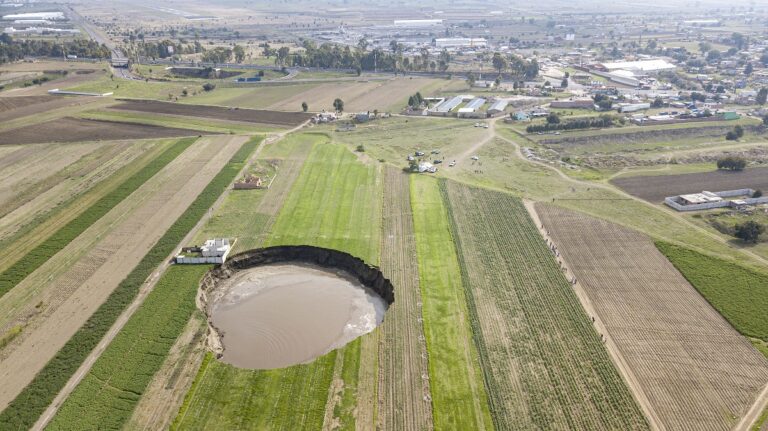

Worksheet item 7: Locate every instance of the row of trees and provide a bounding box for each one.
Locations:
[0,35,110,64]
[527,114,618,133]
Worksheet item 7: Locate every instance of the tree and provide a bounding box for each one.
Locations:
[717,156,746,170]
[734,125,745,138]
[762,114,768,126]
[301,101,308,112]
[744,62,754,76]
[467,72,476,87]
[757,88,768,105]
[233,45,245,63]
[333,98,344,113]
[546,112,560,124]
[561,78,568,88]
[652,96,664,108]
[753,189,763,198]
[734,220,764,244]
[202,83,216,92]
[491,52,507,73]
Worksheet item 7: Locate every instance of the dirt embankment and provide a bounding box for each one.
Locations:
[197,245,395,357]
[539,124,765,149]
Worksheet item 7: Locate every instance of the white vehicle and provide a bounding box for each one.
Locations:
[471,155,479,161]
[482,123,489,129]
[449,160,456,167]
[474,122,481,127]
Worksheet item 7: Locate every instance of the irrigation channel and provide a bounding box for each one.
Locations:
[199,246,394,369]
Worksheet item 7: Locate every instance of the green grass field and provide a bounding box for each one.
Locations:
[410,175,493,430]
[173,139,383,430]
[656,242,768,341]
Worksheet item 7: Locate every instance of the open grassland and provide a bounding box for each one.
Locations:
[331,116,488,164]
[47,265,211,430]
[0,137,256,430]
[612,167,768,202]
[173,139,383,431]
[410,175,493,430]
[376,167,433,430]
[442,182,647,430]
[0,117,207,146]
[536,204,768,431]
[80,109,278,134]
[0,137,195,300]
[656,242,768,341]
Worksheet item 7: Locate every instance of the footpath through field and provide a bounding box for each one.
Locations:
[0,136,243,412]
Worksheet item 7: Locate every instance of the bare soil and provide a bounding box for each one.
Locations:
[0,96,105,124]
[536,203,768,431]
[0,117,209,145]
[0,136,243,410]
[611,167,768,202]
[111,99,312,126]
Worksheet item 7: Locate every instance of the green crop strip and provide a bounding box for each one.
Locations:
[0,137,258,431]
[0,137,196,299]
[656,242,768,341]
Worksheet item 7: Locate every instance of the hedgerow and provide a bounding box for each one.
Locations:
[0,137,196,299]
[0,137,258,431]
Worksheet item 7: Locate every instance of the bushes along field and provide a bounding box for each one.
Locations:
[0,137,196,299]
[0,138,258,431]
[656,242,768,341]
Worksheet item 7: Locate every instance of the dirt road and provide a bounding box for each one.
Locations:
[0,136,244,411]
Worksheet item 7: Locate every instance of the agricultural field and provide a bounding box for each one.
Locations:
[410,175,493,430]
[173,138,383,430]
[441,181,647,430]
[0,136,245,426]
[536,204,768,431]
[0,117,208,145]
[376,166,433,430]
[79,109,280,135]
[612,166,768,202]
[110,99,313,126]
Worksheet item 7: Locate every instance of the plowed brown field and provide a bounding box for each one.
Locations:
[536,204,768,431]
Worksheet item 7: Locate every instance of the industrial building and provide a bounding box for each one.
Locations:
[596,59,676,74]
[550,99,595,109]
[487,99,509,115]
[393,19,442,28]
[458,97,486,118]
[429,95,463,116]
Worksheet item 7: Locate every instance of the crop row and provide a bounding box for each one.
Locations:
[656,242,768,341]
[439,180,648,430]
[0,138,258,431]
[0,137,196,299]
[47,265,211,430]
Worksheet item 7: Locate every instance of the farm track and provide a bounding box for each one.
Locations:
[536,204,768,431]
[442,181,648,430]
[0,136,243,411]
[376,167,434,430]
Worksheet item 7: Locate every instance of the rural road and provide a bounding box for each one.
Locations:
[30,131,292,430]
[453,116,500,163]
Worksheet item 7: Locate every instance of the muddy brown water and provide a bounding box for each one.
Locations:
[210,263,387,369]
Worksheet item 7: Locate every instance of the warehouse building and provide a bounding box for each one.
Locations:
[487,99,509,115]
[434,38,487,49]
[458,97,486,118]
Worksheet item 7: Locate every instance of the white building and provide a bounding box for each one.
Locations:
[434,38,487,49]
[2,11,64,20]
[176,238,232,264]
[487,99,509,115]
[393,19,442,28]
[598,59,676,74]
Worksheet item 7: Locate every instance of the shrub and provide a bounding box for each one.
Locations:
[202,82,216,91]
[734,220,765,243]
[716,156,746,171]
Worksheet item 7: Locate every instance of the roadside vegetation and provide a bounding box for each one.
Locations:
[0,138,257,431]
[0,137,196,299]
